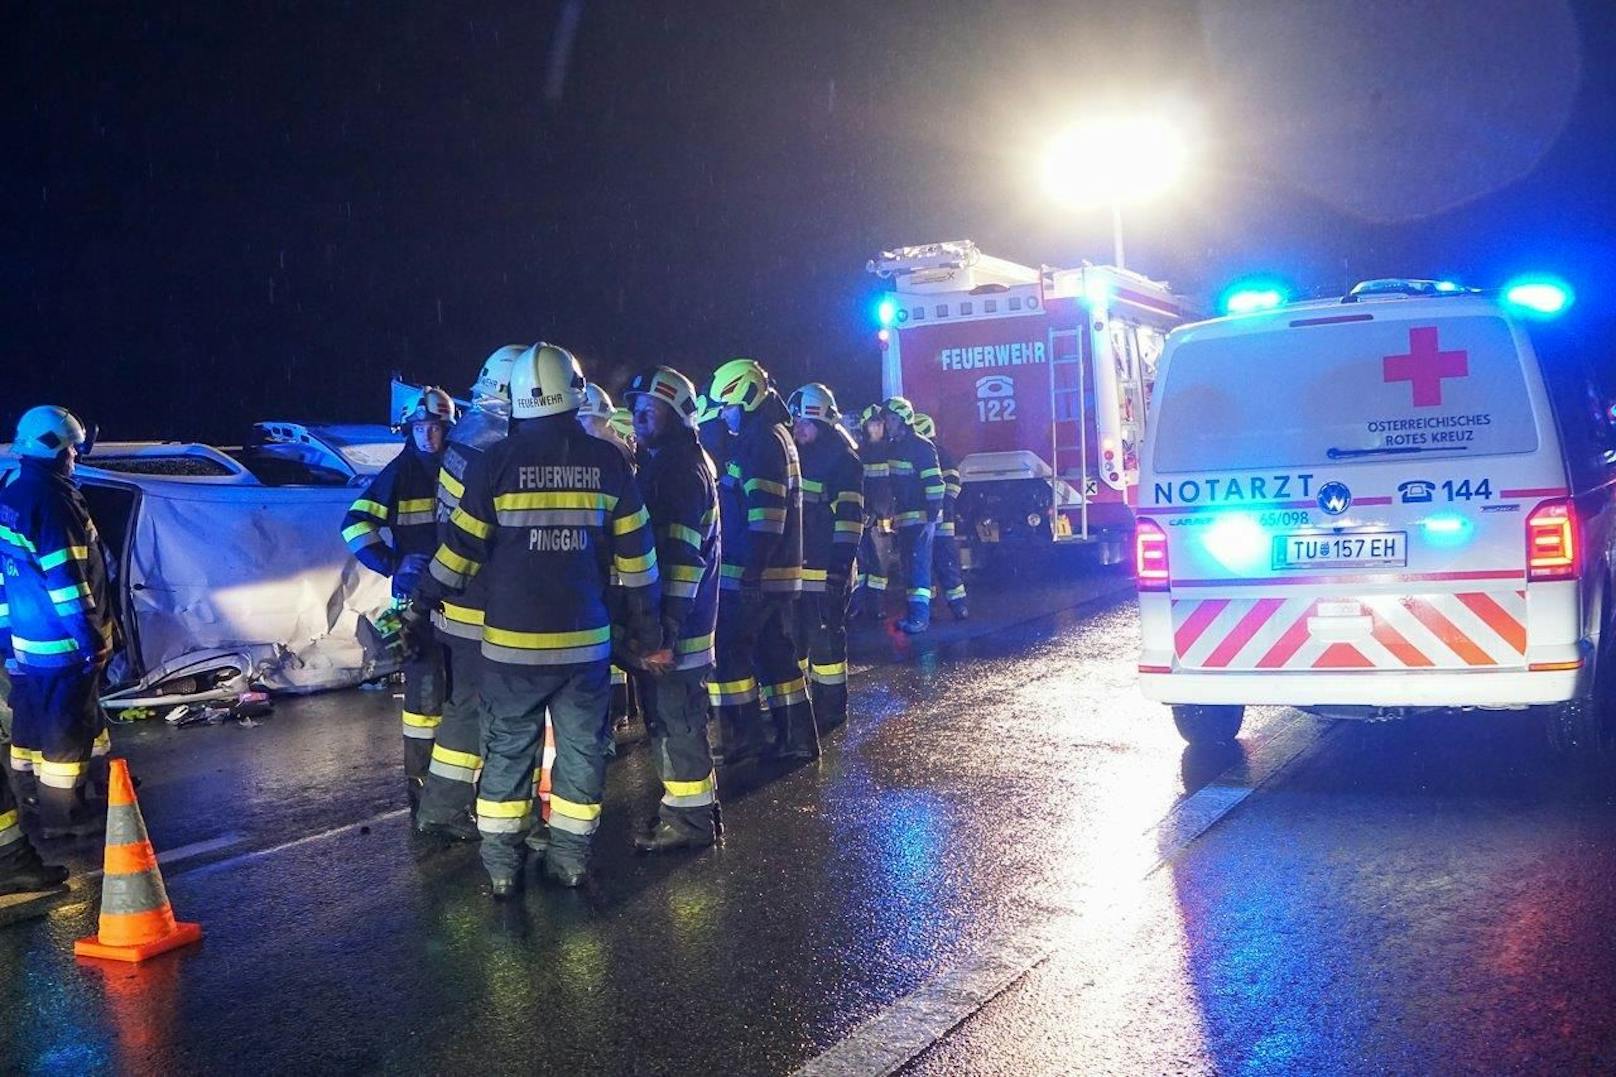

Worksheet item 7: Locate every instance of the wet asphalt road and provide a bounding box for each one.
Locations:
[3,551,1616,1074]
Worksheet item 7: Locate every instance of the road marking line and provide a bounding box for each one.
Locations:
[177,808,411,879]
[82,831,248,882]
[794,713,1339,1077]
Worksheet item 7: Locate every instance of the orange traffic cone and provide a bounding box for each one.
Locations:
[75,759,203,963]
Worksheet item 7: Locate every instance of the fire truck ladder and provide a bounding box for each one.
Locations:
[1050,328,1088,541]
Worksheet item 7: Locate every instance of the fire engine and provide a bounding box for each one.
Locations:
[868,239,1195,560]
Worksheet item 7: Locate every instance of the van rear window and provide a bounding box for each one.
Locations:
[1151,315,1539,473]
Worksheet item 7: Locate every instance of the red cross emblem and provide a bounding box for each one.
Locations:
[1383,326,1468,408]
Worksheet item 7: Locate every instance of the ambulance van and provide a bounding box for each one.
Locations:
[1135,278,1614,754]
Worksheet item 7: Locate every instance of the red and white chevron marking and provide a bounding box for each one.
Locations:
[1170,591,1527,671]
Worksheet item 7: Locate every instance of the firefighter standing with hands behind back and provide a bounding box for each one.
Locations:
[913,413,968,620]
[340,387,456,816]
[706,359,817,765]
[623,366,724,851]
[413,343,662,897]
[882,396,945,634]
[788,384,864,732]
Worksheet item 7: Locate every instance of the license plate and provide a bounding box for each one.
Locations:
[1274,531,1407,570]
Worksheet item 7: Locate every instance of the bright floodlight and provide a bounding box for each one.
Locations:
[1041,115,1188,210]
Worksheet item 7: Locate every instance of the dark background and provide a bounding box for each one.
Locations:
[4,1,1612,444]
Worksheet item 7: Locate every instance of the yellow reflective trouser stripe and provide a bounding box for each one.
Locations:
[666,564,703,583]
[483,625,611,649]
[477,798,531,818]
[476,798,532,833]
[548,795,601,822]
[676,632,715,655]
[37,759,88,788]
[802,568,828,582]
[38,545,89,570]
[451,507,493,539]
[9,745,37,769]
[743,477,787,497]
[402,711,442,739]
[811,662,847,676]
[431,745,481,769]
[439,470,465,498]
[92,729,111,756]
[663,771,716,798]
[349,498,389,521]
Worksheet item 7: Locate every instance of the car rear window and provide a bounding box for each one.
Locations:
[1151,314,1539,473]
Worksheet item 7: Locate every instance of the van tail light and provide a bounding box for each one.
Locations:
[1136,519,1170,591]
[1526,498,1578,581]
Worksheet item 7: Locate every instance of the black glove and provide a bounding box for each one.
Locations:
[398,600,433,658]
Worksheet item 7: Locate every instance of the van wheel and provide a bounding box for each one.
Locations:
[1171,704,1244,747]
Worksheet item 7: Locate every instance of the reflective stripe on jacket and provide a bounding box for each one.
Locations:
[0,459,114,669]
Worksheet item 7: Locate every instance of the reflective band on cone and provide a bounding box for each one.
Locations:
[75,758,203,963]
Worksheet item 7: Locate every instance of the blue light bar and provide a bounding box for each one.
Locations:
[1502,276,1574,318]
[876,298,898,327]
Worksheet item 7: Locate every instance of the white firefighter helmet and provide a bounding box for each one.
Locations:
[623,366,702,430]
[608,408,636,446]
[472,345,528,405]
[13,405,89,460]
[577,382,616,420]
[399,386,458,427]
[509,343,588,419]
[787,382,840,422]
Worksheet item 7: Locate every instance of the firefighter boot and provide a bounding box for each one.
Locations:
[897,600,931,635]
[415,810,481,843]
[0,849,68,896]
[949,598,970,621]
[634,809,716,854]
[775,705,821,762]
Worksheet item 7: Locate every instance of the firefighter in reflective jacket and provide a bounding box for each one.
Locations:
[788,384,864,731]
[413,344,526,842]
[913,413,968,620]
[414,343,662,898]
[623,365,724,851]
[853,403,893,619]
[0,406,115,840]
[706,358,818,763]
[341,387,456,814]
[882,397,945,634]
[578,382,640,741]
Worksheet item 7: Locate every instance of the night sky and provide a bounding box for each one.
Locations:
[6,1,1614,444]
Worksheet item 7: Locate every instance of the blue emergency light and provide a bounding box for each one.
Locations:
[1219,279,1289,316]
[876,298,898,327]
[1502,276,1574,318]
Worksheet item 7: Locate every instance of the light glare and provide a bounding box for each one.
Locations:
[1042,115,1188,210]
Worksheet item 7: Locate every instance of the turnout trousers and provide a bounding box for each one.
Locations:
[477,663,612,881]
[896,523,937,606]
[8,664,109,830]
[417,638,483,827]
[401,644,448,808]
[633,665,717,839]
[855,524,894,614]
[0,760,36,872]
[711,592,817,762]
[797,584,851,731]
[933,520,968,607]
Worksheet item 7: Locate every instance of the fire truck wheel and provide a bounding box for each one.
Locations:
[1171,704,1244,747]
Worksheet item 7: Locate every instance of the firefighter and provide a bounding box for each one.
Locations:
[622,365,723,851]
[696,394,732,469]
[913,413,968,620]
[413,344,526,842]
[341,387,456,816]
[852,403,893,620]
[578,385,639,743]
[706,358,817,764]
[413,343,661,897]
[0,406,115,839]
[787,384,864,732]
[882,397,945,634]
